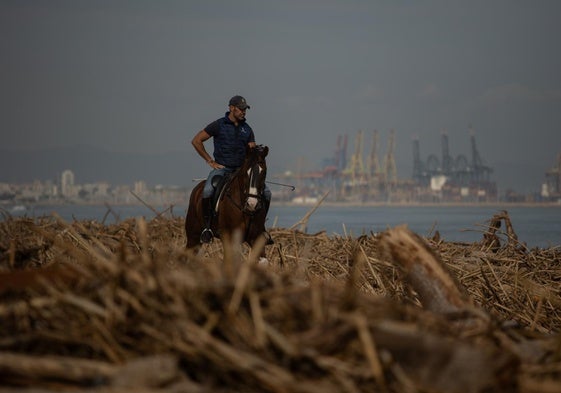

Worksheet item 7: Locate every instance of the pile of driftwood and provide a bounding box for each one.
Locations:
[0,210,560,392]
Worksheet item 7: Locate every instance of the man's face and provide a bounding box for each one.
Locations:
[230,105,247,122]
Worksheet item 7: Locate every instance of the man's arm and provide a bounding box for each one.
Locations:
[192,130,223,168]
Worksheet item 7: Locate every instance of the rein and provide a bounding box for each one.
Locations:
[224,161,265,216]
[222,162,264,243]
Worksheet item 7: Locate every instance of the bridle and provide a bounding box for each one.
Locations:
[244,158,267,213]
[225,149,267,215]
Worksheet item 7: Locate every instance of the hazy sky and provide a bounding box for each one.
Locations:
[2,1,561,193]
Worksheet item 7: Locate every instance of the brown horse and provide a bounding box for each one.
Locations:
[185,145,270,257]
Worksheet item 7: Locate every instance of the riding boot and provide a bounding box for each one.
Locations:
[200,197,214,243]
[262,198,274,245]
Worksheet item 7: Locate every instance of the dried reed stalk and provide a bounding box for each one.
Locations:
[0,211,560,392]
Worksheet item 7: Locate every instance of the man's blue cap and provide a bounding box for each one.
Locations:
[229,95,250,110]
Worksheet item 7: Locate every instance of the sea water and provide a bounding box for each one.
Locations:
[269,205,561,248]
[3,203,561,249]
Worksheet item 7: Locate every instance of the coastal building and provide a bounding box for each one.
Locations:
[60,169,76,197]
[542,152,561,201]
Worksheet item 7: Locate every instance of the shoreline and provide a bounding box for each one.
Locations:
[3,200,561,209]
[273,200,561,208]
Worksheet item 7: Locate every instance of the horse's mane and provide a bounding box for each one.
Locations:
[240,145,268,170]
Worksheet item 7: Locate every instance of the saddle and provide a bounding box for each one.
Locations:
[209,173,232,215]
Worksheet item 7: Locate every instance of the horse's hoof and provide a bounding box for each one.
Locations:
[200,229,213,243]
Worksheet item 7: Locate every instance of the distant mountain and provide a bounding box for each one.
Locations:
[0,145,205,186]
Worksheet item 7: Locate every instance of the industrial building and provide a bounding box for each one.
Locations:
[272,127,497,204]
[411,127,497,202]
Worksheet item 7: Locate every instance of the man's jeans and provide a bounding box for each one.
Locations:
[202,167,271,201]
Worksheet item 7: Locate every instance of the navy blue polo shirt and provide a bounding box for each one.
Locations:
[205,112,255,168]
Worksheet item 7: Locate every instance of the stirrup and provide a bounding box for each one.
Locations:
[200,228,214,243]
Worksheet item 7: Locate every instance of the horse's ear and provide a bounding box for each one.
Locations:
[251,144,268,157]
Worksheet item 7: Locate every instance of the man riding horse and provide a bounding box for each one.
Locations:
[191,95,272,244]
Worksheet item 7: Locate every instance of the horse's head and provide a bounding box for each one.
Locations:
[243,145,268,213]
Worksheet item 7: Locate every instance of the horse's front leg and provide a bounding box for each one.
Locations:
[244,211,270,264]
[186,240,202,256]
[247,233,269,265]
